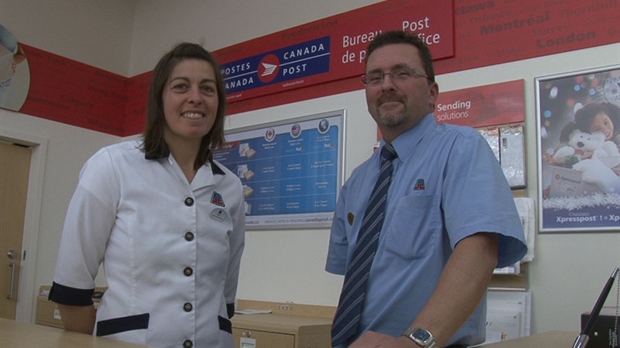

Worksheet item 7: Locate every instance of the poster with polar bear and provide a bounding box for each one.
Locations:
[536,65,620,232]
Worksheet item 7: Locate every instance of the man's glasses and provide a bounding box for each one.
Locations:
[362,66,429,87]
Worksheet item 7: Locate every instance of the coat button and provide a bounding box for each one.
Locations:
[184,232,194,241]
[184,197,194,206]
[184,302,193,312]
[183,267,193,276]
[183,340,193,348]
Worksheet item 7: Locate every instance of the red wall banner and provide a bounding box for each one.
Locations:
[435,80,525,128]
[376,79,524,139]
[2,0,618,136]
[16,46,129,136]
[213,0,454,104]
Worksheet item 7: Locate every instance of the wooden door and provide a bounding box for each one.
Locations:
[0,142,30,319]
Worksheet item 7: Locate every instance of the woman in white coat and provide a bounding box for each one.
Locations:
[49,43,245,348]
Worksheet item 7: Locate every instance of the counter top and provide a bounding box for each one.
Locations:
[0,318,153,348]
[480,331,580,347]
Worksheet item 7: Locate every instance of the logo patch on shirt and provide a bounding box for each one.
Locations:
[347,212,355,226]
[414,179,426,191]
[211,192,225,207]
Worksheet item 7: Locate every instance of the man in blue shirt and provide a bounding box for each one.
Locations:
[326,30,527,348]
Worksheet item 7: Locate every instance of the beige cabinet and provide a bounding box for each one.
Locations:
[232,300,334,348]
[233,326,295,347]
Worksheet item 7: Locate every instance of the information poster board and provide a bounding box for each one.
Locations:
[536,65,620,233]
[213,110,346,230]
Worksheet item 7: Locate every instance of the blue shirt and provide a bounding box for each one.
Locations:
[326,114,527,346]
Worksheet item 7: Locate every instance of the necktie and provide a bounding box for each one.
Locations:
[331,143,398,346]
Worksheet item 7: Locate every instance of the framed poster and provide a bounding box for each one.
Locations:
[536,65,620,233]
[213,110,346,230]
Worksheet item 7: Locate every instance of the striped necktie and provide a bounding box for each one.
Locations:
[331,143,398,346]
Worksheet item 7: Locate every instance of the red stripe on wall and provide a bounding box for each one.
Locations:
[4,0,618,136]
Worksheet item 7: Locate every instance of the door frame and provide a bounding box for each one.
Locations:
[0,128,48,323]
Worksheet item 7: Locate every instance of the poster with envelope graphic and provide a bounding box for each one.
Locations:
[213,110,345,229]
[536,65,620,232]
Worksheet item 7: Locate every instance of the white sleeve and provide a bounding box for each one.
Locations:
[53,148,120,290]
[224,183,245,305]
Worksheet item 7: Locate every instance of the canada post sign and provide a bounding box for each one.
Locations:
[221,36,330,97]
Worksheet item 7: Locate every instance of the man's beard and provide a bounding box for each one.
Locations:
[376,93,407,127]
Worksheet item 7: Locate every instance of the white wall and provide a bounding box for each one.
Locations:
[1,0,619,337]
[129,0,382,76]
[0,0,136,76]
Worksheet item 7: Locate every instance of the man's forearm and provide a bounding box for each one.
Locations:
[409,233,499,347]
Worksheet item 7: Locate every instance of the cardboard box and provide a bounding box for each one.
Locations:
[35,285,106,329]
[548,166,600,198]
[36,287,64,328]
[581,307,619,347]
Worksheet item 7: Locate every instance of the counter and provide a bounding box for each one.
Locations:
[0,318,153,348]
[480,331,580,347]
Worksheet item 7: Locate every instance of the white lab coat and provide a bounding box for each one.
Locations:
[52,141,245,348]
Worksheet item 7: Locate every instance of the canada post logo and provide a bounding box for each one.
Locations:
[221,36,331,94]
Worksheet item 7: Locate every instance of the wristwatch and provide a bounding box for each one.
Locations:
[403,327,438,348]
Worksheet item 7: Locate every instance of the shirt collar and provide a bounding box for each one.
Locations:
[382,113,437,160]
[145,150,226,176]
[209,160,226,175]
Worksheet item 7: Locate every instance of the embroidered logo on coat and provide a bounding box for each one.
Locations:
[414,179,426,191]
[211,192,225,207]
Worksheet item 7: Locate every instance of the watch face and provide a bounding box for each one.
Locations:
[413,329,431,342]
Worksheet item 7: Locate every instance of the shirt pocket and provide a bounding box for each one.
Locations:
[96,313,149,343]
[218,316,235,348]
[218,315,232,334]
[383,194,438,260]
